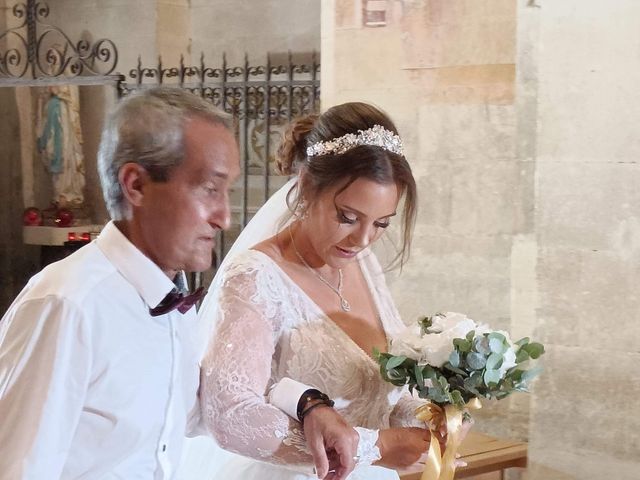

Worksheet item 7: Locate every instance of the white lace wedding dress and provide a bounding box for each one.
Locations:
[195,247,423,480]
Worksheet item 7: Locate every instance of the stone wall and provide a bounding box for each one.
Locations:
[528,1,640,478]
[322,0,639,478]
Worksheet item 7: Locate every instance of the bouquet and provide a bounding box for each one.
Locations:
[374,312,544,480]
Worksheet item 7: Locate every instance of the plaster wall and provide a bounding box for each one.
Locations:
[190,0,320,66]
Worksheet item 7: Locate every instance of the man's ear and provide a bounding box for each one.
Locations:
[118,163,149,208]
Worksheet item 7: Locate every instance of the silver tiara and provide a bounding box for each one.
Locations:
[306,124,404,158]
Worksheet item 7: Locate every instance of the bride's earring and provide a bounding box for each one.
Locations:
[295,199,309,220]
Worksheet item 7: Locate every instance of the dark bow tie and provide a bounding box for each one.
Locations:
[149,286,206,317]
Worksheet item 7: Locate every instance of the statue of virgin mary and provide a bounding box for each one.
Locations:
[36,84,85,207]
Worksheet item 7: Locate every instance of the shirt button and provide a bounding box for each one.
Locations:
[162,444,167,452]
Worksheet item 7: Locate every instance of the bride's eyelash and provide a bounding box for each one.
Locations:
[337,209,391,229]
[337,210,357,224]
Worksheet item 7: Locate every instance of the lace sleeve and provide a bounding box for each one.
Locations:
[200,264,312,467]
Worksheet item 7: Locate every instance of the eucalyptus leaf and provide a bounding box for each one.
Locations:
[444,363,468,377]
[390,378,408,387]
[523,342,545,359]
[508,369,524,382]
[449,350,460,368]
[488,332,506,343]
[463,384,481,397]
[422,365,438,380]
[448,375,464,390]
[429,384,444,396]
[521,365,543,383]
[486,352,504,371]
[465,371,483,389]
[515,337,530,347]
[386,355,407,370]
[489,337,507,354]
[429,389,450,403]
[415,365,424,387]
[450,390,464,407]
[453,338,472,353]
[387,368,405,380]
[516,348,530,364]
[483,368,501,386]
[467,352,487,370]
[474,336,491,355]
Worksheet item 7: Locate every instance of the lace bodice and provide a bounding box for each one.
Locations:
[200,248,422,472]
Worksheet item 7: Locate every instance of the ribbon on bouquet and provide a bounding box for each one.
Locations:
[414,398,481,480]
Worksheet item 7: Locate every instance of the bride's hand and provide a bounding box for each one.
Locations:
[303,405,359,480]
[374,427,431,469]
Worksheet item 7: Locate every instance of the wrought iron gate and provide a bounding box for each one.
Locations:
[119,53,321,280]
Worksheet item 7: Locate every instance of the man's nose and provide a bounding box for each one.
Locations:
[209,197,232,231]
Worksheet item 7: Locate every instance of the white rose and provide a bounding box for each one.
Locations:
[430,312,470,332]
[448,318,479,339]
[432,312,486,337]
[389,325,423,358]
[389,312,491,368]
[419,328,463,368]
[420,337,452,368]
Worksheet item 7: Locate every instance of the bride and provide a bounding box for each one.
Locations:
[193,102,434,479]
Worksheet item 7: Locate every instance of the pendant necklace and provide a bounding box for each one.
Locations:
[289,225,351,312]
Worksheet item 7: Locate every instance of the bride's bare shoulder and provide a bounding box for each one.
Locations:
[251,233,285,262]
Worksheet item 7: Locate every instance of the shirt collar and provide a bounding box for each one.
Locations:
[95,221,177,309]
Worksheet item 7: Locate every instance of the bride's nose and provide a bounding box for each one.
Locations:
[350,223,375,248]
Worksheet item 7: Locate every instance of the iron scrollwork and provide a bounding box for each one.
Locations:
[121,51,320,116]
[0,0,119,80]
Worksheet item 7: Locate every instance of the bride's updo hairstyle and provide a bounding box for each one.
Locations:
[276,101,417,268]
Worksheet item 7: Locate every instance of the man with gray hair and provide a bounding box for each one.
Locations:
[0,88,358,479]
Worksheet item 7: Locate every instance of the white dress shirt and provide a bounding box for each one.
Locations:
[0,222,205,479]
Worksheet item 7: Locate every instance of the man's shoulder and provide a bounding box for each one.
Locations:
[1,243,126,330]
[26,242,120,305]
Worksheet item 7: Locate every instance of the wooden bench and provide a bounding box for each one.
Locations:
[398,431,528,480]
